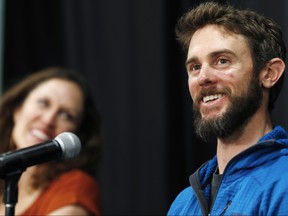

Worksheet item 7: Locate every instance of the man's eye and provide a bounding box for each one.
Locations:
[188,64,201,73]
[218,58,229,65]
[192,65,201,70]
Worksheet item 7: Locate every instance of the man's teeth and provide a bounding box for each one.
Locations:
[203,94,222,103]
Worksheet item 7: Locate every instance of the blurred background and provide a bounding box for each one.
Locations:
[1,0,288,215]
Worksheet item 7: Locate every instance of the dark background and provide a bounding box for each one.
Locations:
[3,0,288,215]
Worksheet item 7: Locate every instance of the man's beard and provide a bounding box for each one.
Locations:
[193,75,263,141]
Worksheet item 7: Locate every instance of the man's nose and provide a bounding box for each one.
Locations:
[197,65,217,86]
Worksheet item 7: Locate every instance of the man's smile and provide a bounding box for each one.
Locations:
[202,94,223,103]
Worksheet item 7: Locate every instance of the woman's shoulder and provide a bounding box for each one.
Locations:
[50,169,99,193]
[57,169,97,182]
[22,169,100,215]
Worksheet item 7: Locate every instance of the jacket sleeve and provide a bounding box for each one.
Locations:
[167,187,202,216]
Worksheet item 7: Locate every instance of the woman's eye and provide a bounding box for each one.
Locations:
[58,112,74,122]
[37,98,49,108]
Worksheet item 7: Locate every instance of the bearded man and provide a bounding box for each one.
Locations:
[168,2,288,215]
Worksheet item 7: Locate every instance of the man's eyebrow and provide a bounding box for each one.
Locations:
[185,49,236,67]
[185,57,198,67]
[209,49,235,58]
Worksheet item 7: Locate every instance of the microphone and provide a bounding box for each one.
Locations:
[0,132,81,177]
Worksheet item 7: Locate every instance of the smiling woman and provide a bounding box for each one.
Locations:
[0,67,101,215]
[13,79,84,149]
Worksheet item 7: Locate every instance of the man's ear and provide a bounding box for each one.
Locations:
[261,58,285,89]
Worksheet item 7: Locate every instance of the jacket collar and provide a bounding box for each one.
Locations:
[193,126,288,185]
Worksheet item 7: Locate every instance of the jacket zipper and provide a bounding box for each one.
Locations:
[208,140,277,214]
[219,201,231,215]
[208,201,231,216]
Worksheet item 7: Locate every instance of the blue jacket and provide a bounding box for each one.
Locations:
[167,126,288,215]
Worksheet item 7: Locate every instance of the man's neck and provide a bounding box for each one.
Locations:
[216,108,273,174]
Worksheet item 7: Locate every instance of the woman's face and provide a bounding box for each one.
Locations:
[12,78,84,149]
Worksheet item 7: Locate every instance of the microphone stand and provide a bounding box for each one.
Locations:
[1,170,22,216]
